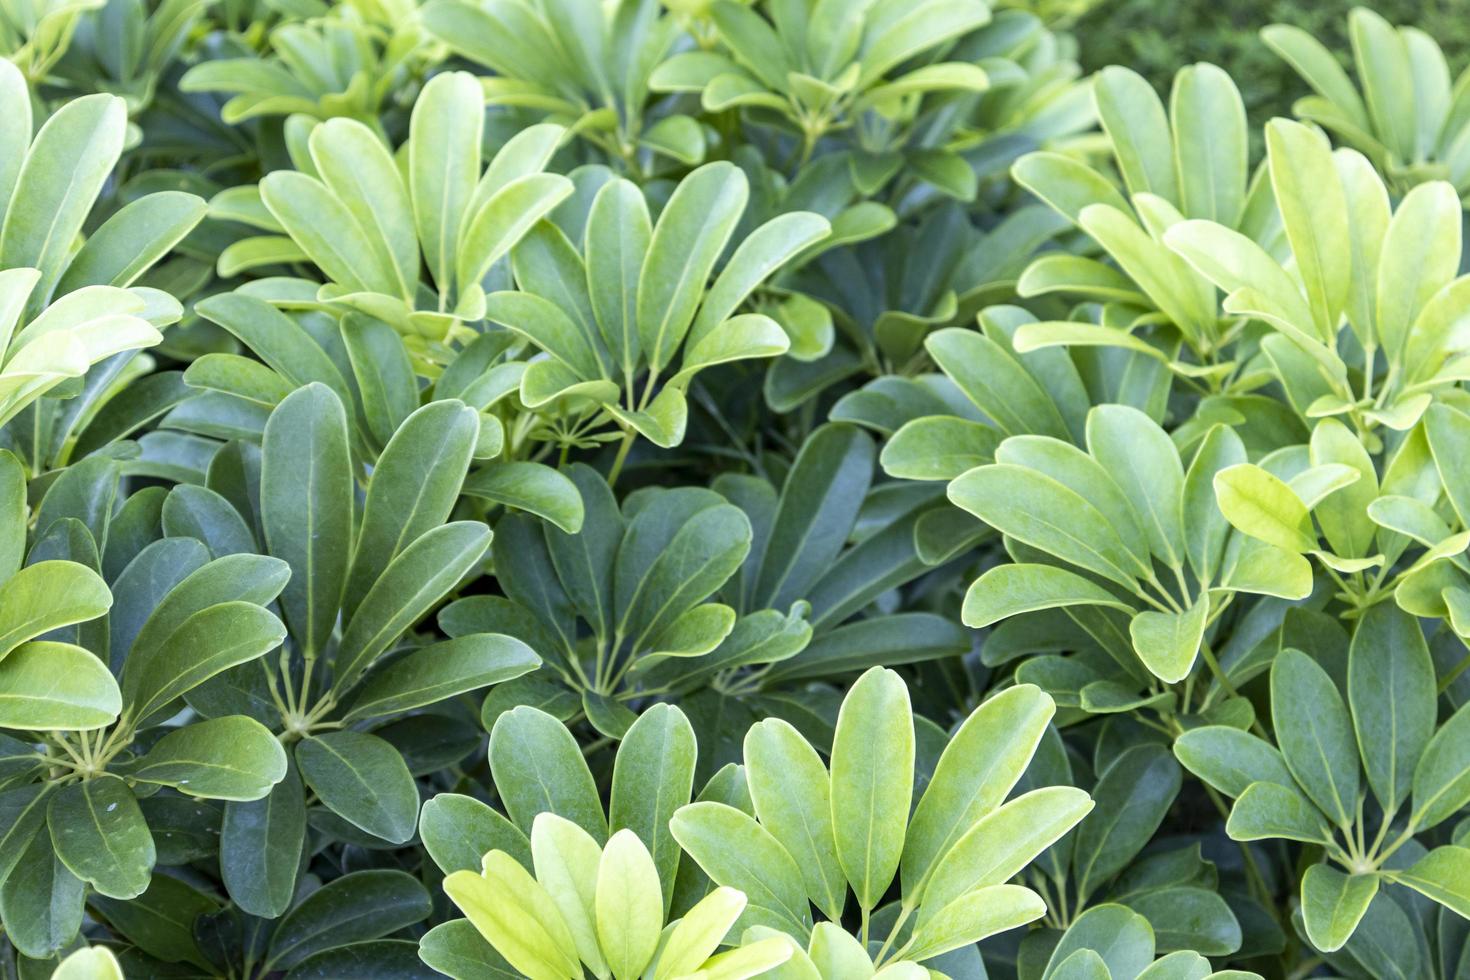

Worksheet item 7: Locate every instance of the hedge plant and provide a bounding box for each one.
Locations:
[2,2,1470,979]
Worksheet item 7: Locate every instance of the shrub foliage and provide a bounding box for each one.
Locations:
[0,2,1466,978]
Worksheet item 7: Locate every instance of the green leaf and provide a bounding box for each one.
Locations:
[1348,604,1435,812]
[1087,404,1185,567]
[921,786,1094,921]
[1411,699,1470,829]
[1266,119,1351,339]
[343,313,420,448]
[121,601,287,723]
[752,423,873,611]
[1389,845,1470,918]
[490,706,606,841]
[949,464,1141,586]
[743,717,845,921]
[1,94,126,308]
[57,190,206,292]
[193,293,352,406]
[961,563,1133,629]
[0,641,120,730]
[880,417,998,481]
[1272,649,1359,828]
[1094,67,1178,202]
[421,792,531,875]
[609,703,697,913]
[1041,905,1154,980]
[994,433,1149,568]
[334,521,492,690]
[221,763,306,917]
[260,171,382,295]
[343,399,480,618]
[1349,8,1416,161]
[308,119,417,299]
[0,560,111,663]
[1128,595,1207,683]
[461,175,576,299]
[266,870,431,972]
[261,383,354,659]
[418,920,520,980]
[902,684,1055,900]
[925,327,1071,440]
[905,883,1046,962]
[132,716,287,800]
[461,462,585,533]
[585,178,650,383]
[1171,63,1247,224]
[1,825,85,959]
[669,801,812,938]
[0,450,23,584]
[1173,726,1294,798]
[47,775,154,900]
[637,162,748,371]
[408,69,481,293]
[343,634,539,722]
[296,731,419,843]
[1225,781,1331,844]
[614,492,750,649]
[1073,745,1180,902]
[1309,418,1378,559]
[830,667,913,911]
[685,211,830,351]
[161,484,254,558]
[1376,180,1461,359]
[1262,25,1370,130]
[1300,863,1377,952]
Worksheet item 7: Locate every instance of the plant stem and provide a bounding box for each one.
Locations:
[607,426,636,486]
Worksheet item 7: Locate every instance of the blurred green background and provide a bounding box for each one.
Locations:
[1027,0,1470,126]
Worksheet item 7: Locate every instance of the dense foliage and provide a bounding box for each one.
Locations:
[0,0,1467,978]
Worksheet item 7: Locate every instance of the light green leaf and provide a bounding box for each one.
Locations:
[1129,595,1207,683]
[830,667,913,911]
[596,829,663,980]
[1389,845,1470,918]
[904,884,1045,962]
[1265,119,1350,340]
[1300,864,1377,952]
[1213,464,1315,553]
[132,716,287,801]
[409,71,483,296]
[0,560,111,664]
[530,813,606,977]
[636,162,748,371]
[0,640,119,731]
[744,717,845,921]
[902,684,1055,900]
